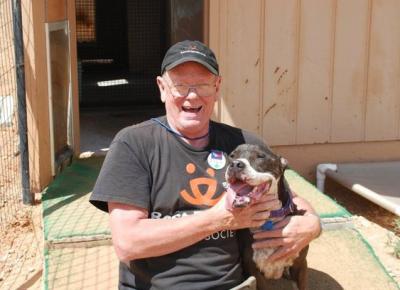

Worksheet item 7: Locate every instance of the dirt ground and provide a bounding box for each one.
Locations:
[0,203,43,290]
[324,179,400,284]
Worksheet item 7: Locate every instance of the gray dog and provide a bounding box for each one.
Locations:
[226,144,308,290]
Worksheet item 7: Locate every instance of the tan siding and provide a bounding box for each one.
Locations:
[262,0,299,146]
[330,0,370,142]
[297,0,336,144]
[219,0,263,135]
[210,0,400,147]
[209,0,221,121]
[46,0,67,22]
[365,0,400,141]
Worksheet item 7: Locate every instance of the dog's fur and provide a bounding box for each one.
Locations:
[225,144,308,290]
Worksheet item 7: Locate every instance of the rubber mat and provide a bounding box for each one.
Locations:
[285,169,351,218]
[42,157,110,241]
[44,245,119,290]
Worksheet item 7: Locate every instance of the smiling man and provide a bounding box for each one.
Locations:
[90,40,321,290]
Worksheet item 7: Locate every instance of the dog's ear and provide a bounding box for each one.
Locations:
[280,157,288,171]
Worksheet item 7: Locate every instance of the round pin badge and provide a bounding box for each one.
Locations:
[207,150,226,170]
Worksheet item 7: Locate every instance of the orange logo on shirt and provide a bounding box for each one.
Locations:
[180,163,223,206]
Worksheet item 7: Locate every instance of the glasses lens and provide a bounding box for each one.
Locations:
[173,85,188,97]
[195,84,215,97]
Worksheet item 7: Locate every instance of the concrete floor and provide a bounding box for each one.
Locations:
[79,105,165,153]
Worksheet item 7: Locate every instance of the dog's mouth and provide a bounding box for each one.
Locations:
[227,177,271,207]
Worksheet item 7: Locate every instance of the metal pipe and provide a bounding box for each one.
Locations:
[316,163,337,192]
[12,0,31,204]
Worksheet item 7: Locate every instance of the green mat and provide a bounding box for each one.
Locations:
[285,169,351,218]
[42,158,350,241]
[44,245,119,290]
[42,157,110,241]
[43,228,399,290]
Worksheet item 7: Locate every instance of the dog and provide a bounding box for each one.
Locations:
[225,144,308,290]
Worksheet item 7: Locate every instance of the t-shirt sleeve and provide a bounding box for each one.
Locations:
[89,135,151,213]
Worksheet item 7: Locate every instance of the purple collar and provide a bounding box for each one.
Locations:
[269,193,296,218]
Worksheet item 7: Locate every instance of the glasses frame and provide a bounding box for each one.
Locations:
[163,76,218,99]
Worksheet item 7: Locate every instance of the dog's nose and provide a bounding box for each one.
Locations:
[230,160,245,170]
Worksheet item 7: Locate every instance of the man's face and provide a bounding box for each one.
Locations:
[157,62,221,138]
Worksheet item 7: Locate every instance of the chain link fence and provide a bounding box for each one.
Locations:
[0,0,22,231]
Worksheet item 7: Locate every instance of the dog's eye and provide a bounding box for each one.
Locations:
[229,153,235,158]
[257,153,266,159]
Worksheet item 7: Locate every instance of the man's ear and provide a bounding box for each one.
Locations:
[157,76,167,103]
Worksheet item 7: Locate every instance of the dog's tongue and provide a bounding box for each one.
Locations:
[227,182,253,196]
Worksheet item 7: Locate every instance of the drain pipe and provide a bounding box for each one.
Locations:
[316,163,337,192]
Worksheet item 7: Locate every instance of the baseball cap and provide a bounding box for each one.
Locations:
[161,40,219,75]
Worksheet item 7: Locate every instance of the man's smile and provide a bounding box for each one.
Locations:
[182,105,202,113]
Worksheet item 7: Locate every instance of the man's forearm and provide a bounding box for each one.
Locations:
[110,208,223,263]
[293,194,322,238]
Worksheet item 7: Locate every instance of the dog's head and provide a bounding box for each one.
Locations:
[225,144,288,208]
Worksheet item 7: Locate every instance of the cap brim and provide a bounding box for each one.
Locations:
[164,57,219,75]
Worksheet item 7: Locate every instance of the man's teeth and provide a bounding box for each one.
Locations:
[182,106,202,112]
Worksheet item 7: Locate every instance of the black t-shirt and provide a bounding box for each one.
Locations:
[90,116,267,290]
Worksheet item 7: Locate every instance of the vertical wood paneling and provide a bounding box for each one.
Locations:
[220,0,263,134]
[209,0,400,146]
[209,0,221,121]
[330,0,370,142]
[365,0,400,141]
[262,0,299,146]
[296,0,336,144]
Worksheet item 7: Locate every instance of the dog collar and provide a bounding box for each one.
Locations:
[261,195,295,231]
[269,193,296,219]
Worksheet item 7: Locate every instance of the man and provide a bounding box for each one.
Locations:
[90,40,321,290]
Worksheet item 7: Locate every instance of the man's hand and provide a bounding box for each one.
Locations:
[252,213,321,262]
[209,192,282,231]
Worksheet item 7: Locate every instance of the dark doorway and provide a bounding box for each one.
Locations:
[76,0,206,153]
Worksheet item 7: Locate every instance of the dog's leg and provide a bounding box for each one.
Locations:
[289,246,309,290]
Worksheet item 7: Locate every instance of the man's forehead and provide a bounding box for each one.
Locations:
[166,62,217,81]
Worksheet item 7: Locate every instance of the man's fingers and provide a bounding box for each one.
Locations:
[270,217,290,229]
[252,211,270,221]
[266,246,298,262]
[253,228,284,239]
[252,237,286,249]
[251,199,281,212]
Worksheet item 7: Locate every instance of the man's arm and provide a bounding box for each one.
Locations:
[251,194,321,262]
[109,194,280,263]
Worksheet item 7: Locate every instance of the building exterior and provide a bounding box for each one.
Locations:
[17,0,400,191]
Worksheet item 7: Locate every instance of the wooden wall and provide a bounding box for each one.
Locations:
[210,0,400,147]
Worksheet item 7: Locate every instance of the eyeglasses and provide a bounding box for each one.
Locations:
[163,78,217,99]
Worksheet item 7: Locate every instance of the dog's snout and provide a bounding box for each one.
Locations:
[230,160,245,170]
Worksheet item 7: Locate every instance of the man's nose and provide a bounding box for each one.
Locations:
[186,87,199,98]
[230,160,245,171]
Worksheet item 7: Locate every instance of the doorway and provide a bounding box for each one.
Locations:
[76,0,206,153]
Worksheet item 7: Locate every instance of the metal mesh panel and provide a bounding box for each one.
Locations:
[0,1,41,289]
[77,0,165,108]
[0,0,22,231]
[76,0,96,43]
